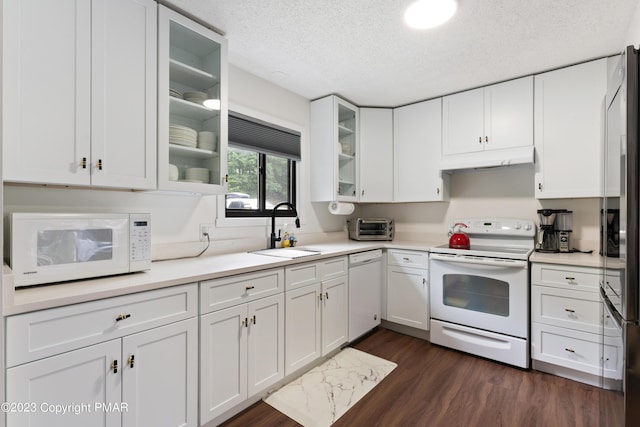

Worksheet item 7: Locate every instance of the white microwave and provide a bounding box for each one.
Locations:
[6,213,151,287]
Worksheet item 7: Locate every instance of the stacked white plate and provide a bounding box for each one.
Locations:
[185,167,209,183]
[198,131,217,151]
[169,124,197,147]
[184,91,207,104]
[169,88,182,99]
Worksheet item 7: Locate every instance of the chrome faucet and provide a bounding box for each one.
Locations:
[270,202,300,248]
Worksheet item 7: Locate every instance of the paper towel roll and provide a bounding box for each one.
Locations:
[328,201,355,215]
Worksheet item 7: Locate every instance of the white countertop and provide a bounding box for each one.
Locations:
[3,239,441,316]
[6,239,622,316]
[529,250,625,269]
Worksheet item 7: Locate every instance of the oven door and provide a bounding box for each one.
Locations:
[429,253,529,338]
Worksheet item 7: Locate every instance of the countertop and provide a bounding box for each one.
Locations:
[5,239,620,316]
[529,250,624,269]
[3,239,441,316]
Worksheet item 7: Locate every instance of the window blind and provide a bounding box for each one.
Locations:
[228,112,301,161]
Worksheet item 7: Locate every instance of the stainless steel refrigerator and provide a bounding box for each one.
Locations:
[603,45,640,426]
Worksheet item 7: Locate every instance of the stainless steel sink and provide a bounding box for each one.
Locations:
[250,248,322,259]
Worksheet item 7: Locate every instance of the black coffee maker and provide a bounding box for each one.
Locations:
[536,209,566,252]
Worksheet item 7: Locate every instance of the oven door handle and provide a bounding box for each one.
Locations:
[430,253,528,269]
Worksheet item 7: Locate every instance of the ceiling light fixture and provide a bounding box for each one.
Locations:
[404,0,457,30]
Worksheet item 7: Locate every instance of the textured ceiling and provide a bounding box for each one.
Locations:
[166,0,639,107]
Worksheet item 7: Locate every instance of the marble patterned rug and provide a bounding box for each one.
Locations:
[263,348,397,427]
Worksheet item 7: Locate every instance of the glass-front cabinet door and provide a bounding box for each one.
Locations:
[310,95,359,202]
[157,5,228,193]
[337,100,358,199]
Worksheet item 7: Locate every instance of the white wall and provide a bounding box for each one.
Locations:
[359,166,601,249]
[3,65,346,259]
[626,0,640,46]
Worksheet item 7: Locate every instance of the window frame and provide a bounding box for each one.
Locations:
[225,151,297,218]
[216,104,302,228]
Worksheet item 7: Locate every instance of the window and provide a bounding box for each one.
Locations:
[225,112,300,218]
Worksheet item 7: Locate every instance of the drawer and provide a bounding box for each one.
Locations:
[532,285,602,334]
[286,262,320,290]
[387,249,428,269]
[531,322,622,379]
[531,263,601,292]
[6,283,198,367]
[200,268,284,314]
[320,256,348,280]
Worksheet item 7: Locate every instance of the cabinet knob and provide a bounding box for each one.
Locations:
[115,313,131,322]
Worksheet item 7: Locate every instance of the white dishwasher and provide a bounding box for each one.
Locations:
[348,249,383,341]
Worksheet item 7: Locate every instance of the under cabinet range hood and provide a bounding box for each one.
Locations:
[439,146,534,171]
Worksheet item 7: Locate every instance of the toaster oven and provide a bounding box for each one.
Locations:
[348,218,394,241]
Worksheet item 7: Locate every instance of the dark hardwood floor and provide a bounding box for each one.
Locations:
[221,328,624,427]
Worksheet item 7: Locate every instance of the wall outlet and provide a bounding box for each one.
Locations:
[200,223,213,241]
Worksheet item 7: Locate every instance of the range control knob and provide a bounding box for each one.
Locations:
[515,223,522,230]
[524,223,532,231]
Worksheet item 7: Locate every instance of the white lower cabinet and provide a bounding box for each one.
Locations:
[5,284,199,427]
[386,250,429,330]
[531,263,623,384]
[199,270,285,425]
[285,257,348,375]
[6,340,122,427]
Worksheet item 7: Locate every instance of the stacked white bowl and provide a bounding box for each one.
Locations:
[198,131,217,151]
[183,91,207,105]
[185,167,209,183]
[168,164,179,181]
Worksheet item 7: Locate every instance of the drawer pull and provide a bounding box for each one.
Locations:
[565,348,575,353]
[111,360,118,374]
[115,313,131,322]
[565,308,576,313]
[319,293,323,301]
[403,257,410,262]
[565,277,576,282]
[241,317,248,327]
[128,355,135,368]
[251,315,256,325]
[245,285,255,291]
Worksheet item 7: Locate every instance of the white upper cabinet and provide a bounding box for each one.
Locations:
[157,5,228,194]
[310,95,359,202]
[394,98,448,202]
[2,0,157,189]
[441,76,533,169]
[534,58,607,198]
[359,108,393,202]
